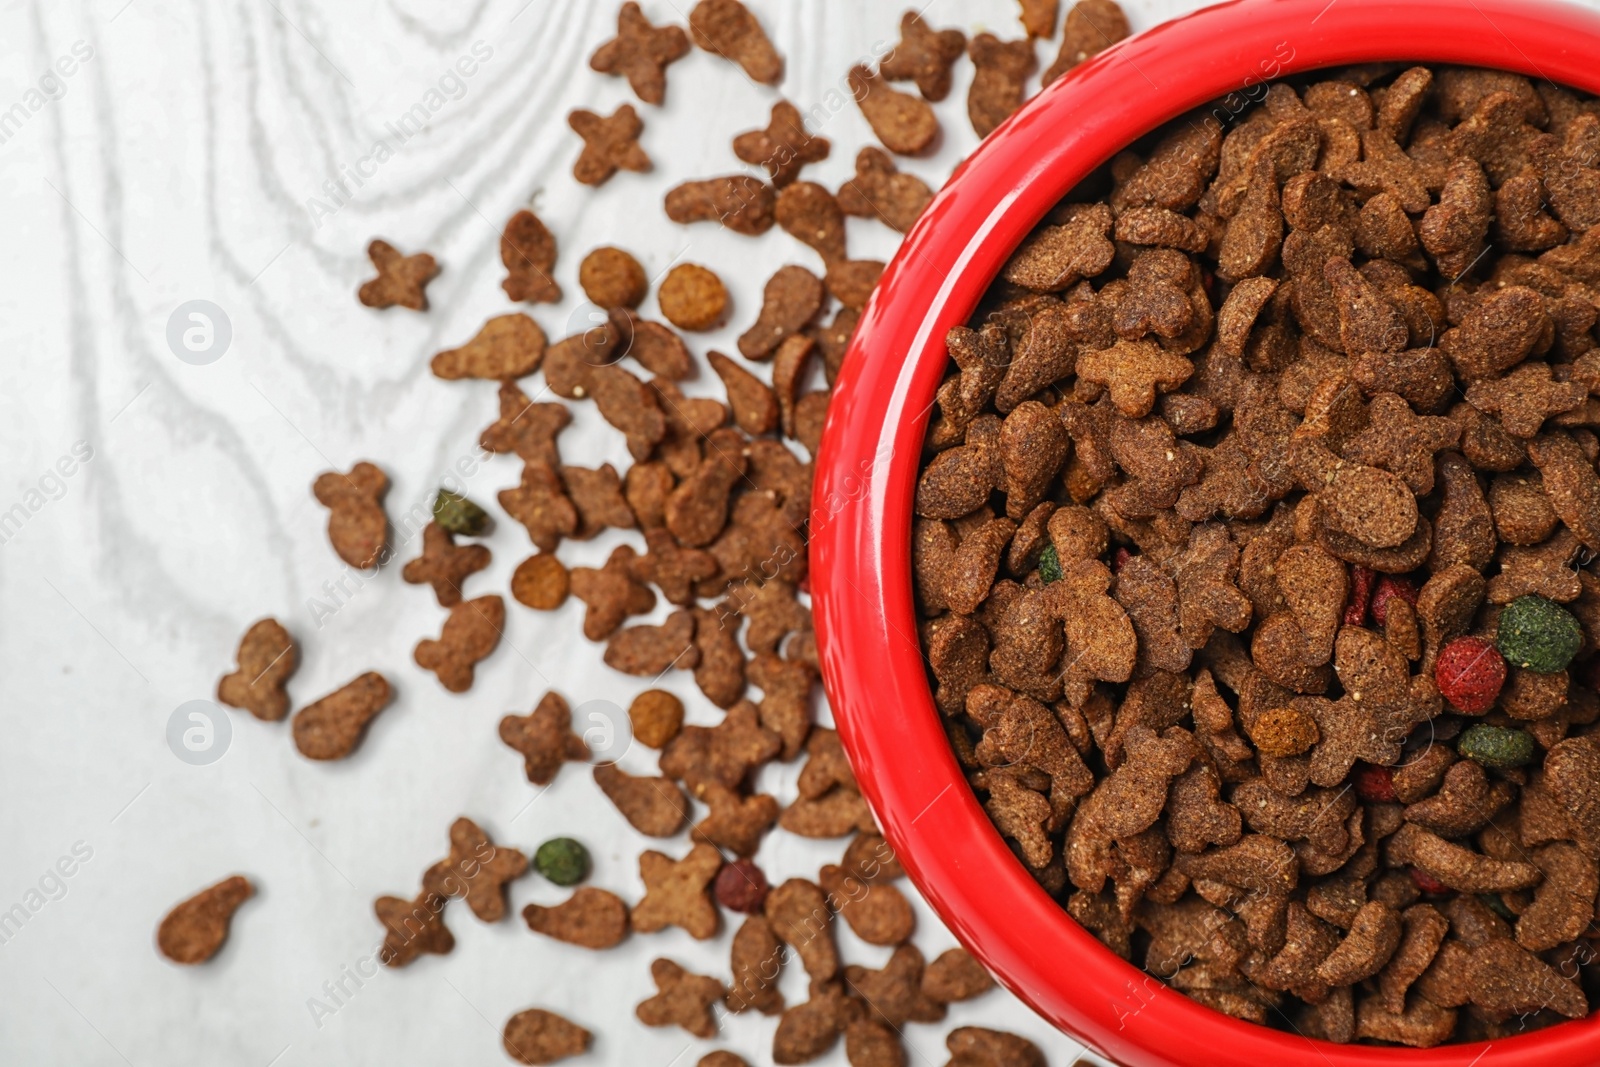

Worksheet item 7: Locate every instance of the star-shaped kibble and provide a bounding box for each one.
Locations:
[498,462,578,553]
[660,699,783,791]
[1465,363,1588,439]
[421,817,528,923]
[1341,391,1462,494]
[1076,338,1195,418]
[733,100,830,188]
[479,380,571,468]
[570,544,657,640]
[631,842,724,939]
[375,892,454,967]
[569,104,652,187]
[878,10,967,101]
[401,523,490,607]
[589,1,690,106]
[357,239,438,311]
[498,691,590,786]
[636,958,727,1038]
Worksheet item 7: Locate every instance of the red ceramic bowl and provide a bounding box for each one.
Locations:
[811,0,1600,1064]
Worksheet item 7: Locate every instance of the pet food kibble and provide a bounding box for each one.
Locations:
[433,314,548,380]
[637,957,727,1038]
[589,2,690,106]
[291,672,393,760]
[714,857,770,913]
[633,842,723,939]
[658,264,729,331]
[1496,594,1584,672]
[735,101,830,188]
[523,887,629,949]
[881,11,966,101]
[501,692,590,785]
[503,1008,591,1065]
[629,688,685,749]
[666,176,777,235]
[414,594,504,692]
[375,892,454,967]
[511,553,569,611]
[534,837,591,887]
[217,618,296,721]
[569,103,651,186]
[313,462,389,569]
[689,0,782,83]
[916,54,1600,1046]
[848,64,939,156]
[1457,724,1536,768]
[579,246,649,308]
[432,489,488,537]
[358,239,438,311]
[423,817,528,923]
[157,875,253,964]
[1434,636,1507,713]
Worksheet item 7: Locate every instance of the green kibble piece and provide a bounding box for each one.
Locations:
[1496,594,1583,673]
[1457,724,1536,769]
[534,837,589,886]
[433,489,489,536]
[1037,544,1062,584]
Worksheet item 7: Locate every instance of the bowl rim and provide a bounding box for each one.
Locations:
[810,0,1600,1063]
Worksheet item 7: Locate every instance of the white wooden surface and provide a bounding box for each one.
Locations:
[0,0,1485,1063]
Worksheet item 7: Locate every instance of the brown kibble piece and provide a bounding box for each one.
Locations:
[728,915,785,1014]
[511,553,570,611]
[735,100,830,188]
[630,689,685,749]
[1018,0,1058,37]
[604,608,699,675]
[503,1008,591,1065]
[589,2,690,106]
[637,957,727,1038]
[659,263,730,332]
[845,944,947,1027]
[375,891,453,967]
[777,181,848,263]
[422,817,528,923]
[739,265,825,360]
[414,594,503,693]
[944,1027,1046,1067]
[157,875,253,964]
[499,691,589,786]
[481,381,570,468]
[433,314,547,380]
[923,947,995,1003]
[968,34,1036,139]
[710,351,779,435]
[837,147,933,234]
[1044,0,1131,85]
[404,523,490,607]
[357,239,437,311]
[881,11,966,101]
[500,210,560,304]
[666,176,776,235]
[569,104,651,186]
[689,0,782,83]
[291,671,392,761]
[766,877,840,982]
[217,618,296,722]
[1076,339,1193,416]
[595,763,692,837]
[820,863,915,945]
[579,247,648,309]
[571,546,657,640]
[849,64,939,156]
[633,842,723,939]
[523,887,630,950]
[825,260,885,310]
[313,462,389,569]
[773,981,859,1064]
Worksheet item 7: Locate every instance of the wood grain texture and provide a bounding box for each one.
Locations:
[0,0,1239,1062]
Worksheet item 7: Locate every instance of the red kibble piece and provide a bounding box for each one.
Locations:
[1410,867,1448,894]
[1434,636,1508,714]
[1344,565,1375,626]
[714,858,770,914]
[1370,575,1418,626]
[1111,546,1134,573]
[1352,763,1397,803]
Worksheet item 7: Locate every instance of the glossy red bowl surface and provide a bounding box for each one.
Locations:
[811,0,1600,1064]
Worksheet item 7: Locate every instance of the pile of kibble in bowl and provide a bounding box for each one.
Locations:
[914,62,1600,1047]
